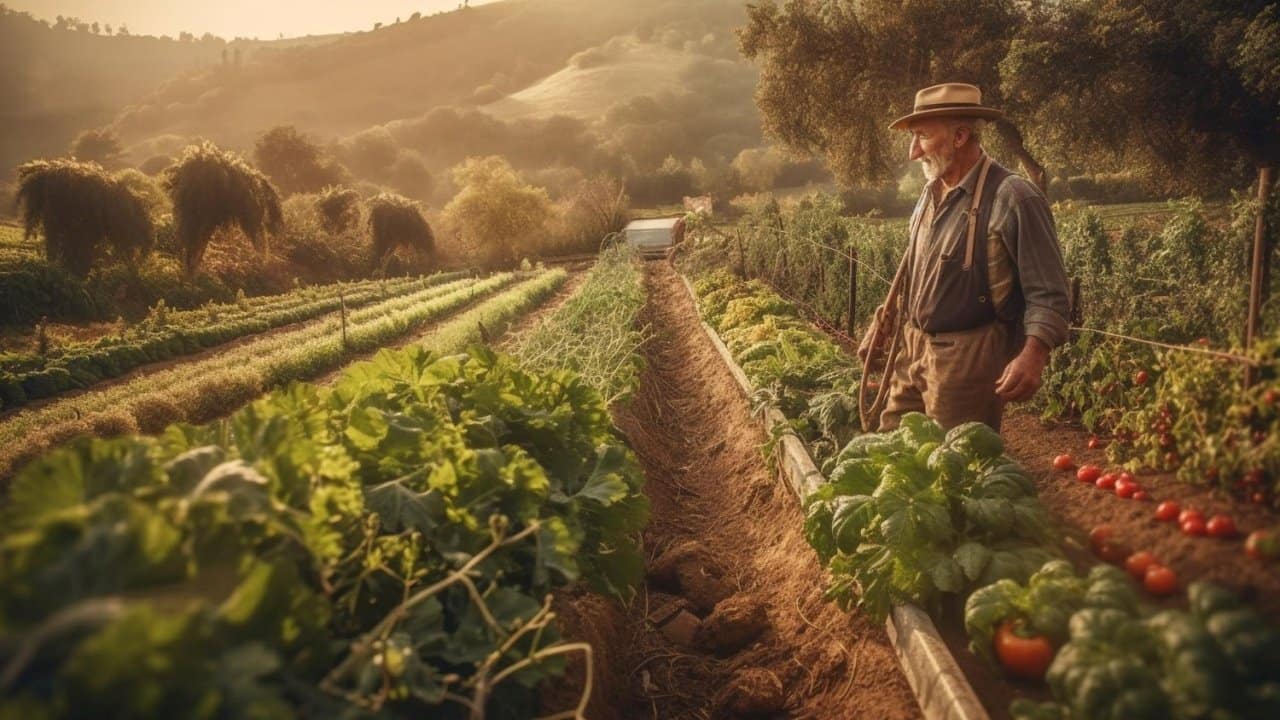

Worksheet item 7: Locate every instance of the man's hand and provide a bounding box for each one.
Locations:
[857,306,889,363]
[995,336,1051,402]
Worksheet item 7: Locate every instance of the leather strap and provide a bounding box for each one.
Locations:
[963,155,993,271]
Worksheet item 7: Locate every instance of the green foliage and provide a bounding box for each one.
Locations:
[163,142,283,279]
[0,345,647,717]
[509,243,647,405]
[691,269,859,459]
[0,273,463,410]
[16,159,154,278]
[1031,582,1280,720]
[442,156,553,268]
[804,413,1058,621]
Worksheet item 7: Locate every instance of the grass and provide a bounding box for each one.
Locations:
[508,244,647,404]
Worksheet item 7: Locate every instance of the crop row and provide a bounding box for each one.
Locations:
[687,269,1280,719]
[509,243,649,405]
[0,273,536,479]
[0,343,649,718]
[692,269,859,463]
[0,273,466,409]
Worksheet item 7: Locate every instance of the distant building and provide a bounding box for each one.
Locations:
[683,195,714,216]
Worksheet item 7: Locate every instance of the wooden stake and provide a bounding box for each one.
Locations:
[1245,165,1274,388]
[847,248,858,338]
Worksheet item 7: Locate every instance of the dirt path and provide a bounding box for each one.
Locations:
[554,262,919,720]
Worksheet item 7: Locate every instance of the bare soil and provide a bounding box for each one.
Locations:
[548,262,919,720]
[1002,410,1280,620]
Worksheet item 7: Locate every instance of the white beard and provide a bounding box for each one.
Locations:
[921,151,954,182]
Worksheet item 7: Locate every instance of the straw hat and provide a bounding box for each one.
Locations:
[889,83,1004,130]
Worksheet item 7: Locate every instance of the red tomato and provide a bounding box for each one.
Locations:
[1252,491,1269,505]
[1243,469,1266,486]
[1134,370,1150,386]
[1096,473,1117,490]
[1265,389,1280,406]
[1117,471,1135,484]
[1053,454,1074,472]
[1155,501,1181,522]
[1089,525,1113,549]
[1125,551,1157,580]
[1182,517,1207,536]
[994,619,1055,681]
[1178,508,1203,525]
[1133,490,1150,501]
[1115,479,1138,499]
[1087,435,1102,450]
[1077,464,1102,484]
[1144,565,1178,595]
[1206,515,1237,538]
[1197,337,1210,347]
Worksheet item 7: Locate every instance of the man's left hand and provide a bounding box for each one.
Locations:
[995,337,1051,403]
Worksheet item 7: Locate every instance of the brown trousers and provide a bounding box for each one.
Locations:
[878,321,1021,433]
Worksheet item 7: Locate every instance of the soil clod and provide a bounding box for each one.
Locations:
[696,594,769,655]
[714,667,786,716]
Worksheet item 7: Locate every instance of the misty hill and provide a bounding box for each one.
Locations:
[0,5,333,173]
[5,0,827,211]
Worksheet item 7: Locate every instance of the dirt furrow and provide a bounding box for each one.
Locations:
[552,262,918,720]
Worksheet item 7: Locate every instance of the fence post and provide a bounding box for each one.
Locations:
[847,249,858,338]
[1245,165,1274,388]
[735,232,746,278]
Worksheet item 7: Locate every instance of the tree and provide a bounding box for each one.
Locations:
[1002,0,1278,195]
[16,159,153,277]
[69,128,124,168]
[315,186,362,233]
[442,156,553,267]
[253,126,350,196]
[367,193,434,265]
[737,0,1047,190]
[162,142,282,278]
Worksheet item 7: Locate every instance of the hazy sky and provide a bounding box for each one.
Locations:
[9,1,499,39]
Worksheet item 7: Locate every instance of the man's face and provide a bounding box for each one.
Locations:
[908,119,956,181]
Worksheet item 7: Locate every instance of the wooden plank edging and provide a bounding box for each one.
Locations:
[677,272,990,720]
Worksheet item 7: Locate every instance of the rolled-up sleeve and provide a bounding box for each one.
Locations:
[995,179,1071,349]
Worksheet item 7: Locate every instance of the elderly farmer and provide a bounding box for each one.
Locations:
[858,83,1070,432]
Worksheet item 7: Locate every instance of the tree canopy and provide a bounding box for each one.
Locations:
[315,185,362,234]
[1003,0,1279,194]
[68,128,125,168]
[16,159,153,278]
[738,0,1278,195]
[253,126,350,197]
[366,193,435,265]
[442,156,552,267]
[163,142,282,278]
[737,0,1043,188]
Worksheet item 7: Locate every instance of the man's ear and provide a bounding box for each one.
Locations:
[954,126,970,148]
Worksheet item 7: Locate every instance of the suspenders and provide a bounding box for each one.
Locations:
[963,155,993,271]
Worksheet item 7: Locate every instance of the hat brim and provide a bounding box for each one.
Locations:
[889,106,1004,131]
